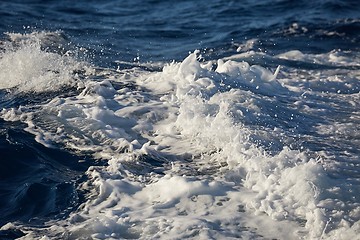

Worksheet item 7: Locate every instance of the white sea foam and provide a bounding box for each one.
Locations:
[276,49,360,67]
[0,31,91,93]
[1,44,360,239]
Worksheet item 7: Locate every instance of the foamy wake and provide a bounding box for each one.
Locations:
[1,34,359,239]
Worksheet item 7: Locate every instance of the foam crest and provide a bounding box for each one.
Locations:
[277,49,360,67]
[0,31,91,93]
[135,52,359,238]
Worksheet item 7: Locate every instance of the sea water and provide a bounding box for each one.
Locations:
[0,0,359,239]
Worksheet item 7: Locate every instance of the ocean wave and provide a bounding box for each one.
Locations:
[1,38,359,239]
[0,31,92,94]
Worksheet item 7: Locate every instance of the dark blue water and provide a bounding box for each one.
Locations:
[0,0,359,239]
[2,0,359,64]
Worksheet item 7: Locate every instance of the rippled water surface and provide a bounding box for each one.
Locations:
[0,0,359,239]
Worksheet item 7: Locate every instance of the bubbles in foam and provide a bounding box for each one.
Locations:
[0,31,92,93]
[1,49,359,239]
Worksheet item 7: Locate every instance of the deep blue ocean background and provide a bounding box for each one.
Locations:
[0,0,359,239]
[2,0,359,64]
